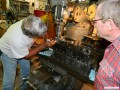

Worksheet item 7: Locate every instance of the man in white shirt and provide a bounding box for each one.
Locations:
[0,15,56,90]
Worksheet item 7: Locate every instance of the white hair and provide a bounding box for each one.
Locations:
[97,0,120,27]
[21,15,47,38]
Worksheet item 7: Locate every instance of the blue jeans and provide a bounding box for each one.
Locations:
[1,53,30,90]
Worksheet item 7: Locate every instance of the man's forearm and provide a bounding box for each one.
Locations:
[24,43,47,59]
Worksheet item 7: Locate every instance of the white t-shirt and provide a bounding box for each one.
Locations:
[0,20,34,58]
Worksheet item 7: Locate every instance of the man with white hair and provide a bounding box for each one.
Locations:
[92,0,120,89]
[0,15,56,90]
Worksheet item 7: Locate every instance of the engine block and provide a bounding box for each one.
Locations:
[51,40,103,77]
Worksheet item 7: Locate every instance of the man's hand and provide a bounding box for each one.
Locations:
[24,39,56,59]
[45,39,56,47]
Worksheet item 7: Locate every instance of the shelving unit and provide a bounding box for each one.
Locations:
[17,1,30,15]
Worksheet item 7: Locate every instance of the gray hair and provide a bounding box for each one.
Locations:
[21,15,47,38]
[97,0,120,27]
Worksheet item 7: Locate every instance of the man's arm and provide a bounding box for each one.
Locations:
[24,40,56,59]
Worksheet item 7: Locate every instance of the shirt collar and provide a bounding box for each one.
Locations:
[109,37,120,53]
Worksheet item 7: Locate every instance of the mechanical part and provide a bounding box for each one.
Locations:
[54,1,66,38]
[28,67,67,90]
[37,39,104,85]
[73,6,88,23]
[51,40,103,77]
[64,22,92,45]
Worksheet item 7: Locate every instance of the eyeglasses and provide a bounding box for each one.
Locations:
[91,19,103,25]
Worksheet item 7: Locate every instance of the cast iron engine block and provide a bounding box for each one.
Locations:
[51,40,103,77]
